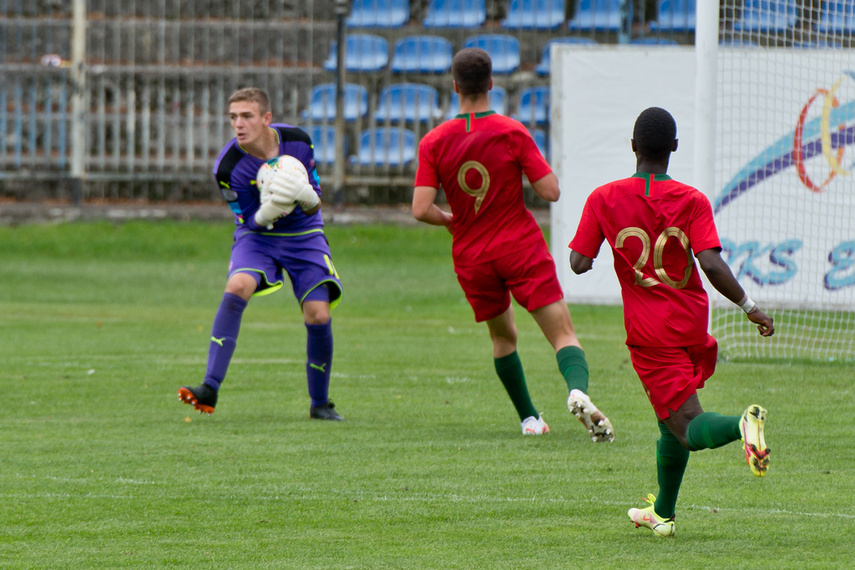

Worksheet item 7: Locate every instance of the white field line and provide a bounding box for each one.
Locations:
[4,485,854,520]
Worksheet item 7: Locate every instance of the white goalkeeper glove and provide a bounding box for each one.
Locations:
[253,194,295,229]
[267,168,319,211]
[293,181,319,211]
[267,168,309,204]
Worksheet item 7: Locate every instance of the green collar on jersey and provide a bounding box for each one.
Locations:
[632,172,672,197]
[453,110,496,132]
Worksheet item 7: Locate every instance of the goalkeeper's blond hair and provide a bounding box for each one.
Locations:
[229,87,271,116]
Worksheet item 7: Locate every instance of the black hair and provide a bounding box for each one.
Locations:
[633,107,676,160]
[452,48,492,97]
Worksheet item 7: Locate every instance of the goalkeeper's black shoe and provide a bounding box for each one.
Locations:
[310,400,344,421]
[178,384,218,415]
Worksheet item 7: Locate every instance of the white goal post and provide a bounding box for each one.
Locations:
[550,2,854,362]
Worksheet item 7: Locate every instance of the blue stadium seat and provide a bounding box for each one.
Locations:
[446,86,509,119]
[347,0,409,27]
[308,125,345,165]
[568,0,632,31]
[536,37,598,76]
[630,36,680,45]
[649,0,696,32]
[733,0,797,33]
[530,129,548,160]
[817,1,855,34]
[353,127,417,167]
[390,36,454,74]
[324,34,389,72]
[374,83,439,123]
[501,0,566,29]
[304,83,369,122]
[423,0,487,28]
[516,86,550,126]
[462,34,521,74]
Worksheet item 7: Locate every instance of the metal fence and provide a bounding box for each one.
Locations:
[1,0,692,204]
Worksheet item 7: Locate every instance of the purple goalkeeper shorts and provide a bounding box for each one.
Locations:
[228,229,342,308]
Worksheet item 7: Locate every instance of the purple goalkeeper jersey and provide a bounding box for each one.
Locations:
[212,123,324,234]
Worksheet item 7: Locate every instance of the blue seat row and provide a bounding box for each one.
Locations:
[347,0,633,30]
[733,0,797,32]
[347,0,565,29]
[346,1,855,34]
[346,0,690,31]
[305,83,551,125]
[311,127,548,168]
[324,33,524,74]
[323,34,519,74]
[568,0,633,31]
[309,125,416,168]
[352,127,418,167]
[817,0,855,33]
[730,1,855,34]
[324,32,689,79]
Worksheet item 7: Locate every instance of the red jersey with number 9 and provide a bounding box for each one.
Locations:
[569,173,721,347]
[415,111,553,267]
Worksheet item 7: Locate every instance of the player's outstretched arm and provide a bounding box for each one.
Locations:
[413,185,452,232]
[696,248,774,337]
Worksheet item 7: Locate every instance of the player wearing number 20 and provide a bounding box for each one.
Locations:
[413,48,614,441]
[177,87,344,421]
[570,107,775,537]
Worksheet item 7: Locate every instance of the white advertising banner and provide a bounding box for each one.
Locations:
[551,47,855,310]
[551,47,697,304]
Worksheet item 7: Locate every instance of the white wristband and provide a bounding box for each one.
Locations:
[738,295,757,314]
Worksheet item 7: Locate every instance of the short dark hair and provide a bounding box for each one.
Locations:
[633,107,676,159]
[229,87,271,115]
[452,48,491,97]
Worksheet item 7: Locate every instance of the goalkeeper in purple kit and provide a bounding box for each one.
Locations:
[178,87,344,421]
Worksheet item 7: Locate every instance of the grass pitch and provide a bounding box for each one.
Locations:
[1,220,853,568]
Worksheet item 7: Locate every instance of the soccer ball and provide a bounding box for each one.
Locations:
[256,154,308,195]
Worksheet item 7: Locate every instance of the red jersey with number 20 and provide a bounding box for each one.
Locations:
[569,173,721,347]
[415,111,553,267]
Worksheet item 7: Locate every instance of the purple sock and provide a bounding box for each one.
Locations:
[203,292,248,390]
[305,320,333,407]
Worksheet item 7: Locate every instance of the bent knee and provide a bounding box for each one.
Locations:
[225,272,259,300]
[302,301,331,325]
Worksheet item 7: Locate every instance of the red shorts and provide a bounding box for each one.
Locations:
[628,335,718,420]
[454,243,564,322]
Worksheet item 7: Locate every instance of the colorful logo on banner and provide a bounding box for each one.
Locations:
[714,71,855,214]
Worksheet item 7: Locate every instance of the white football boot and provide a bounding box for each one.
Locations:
[568,389,615,442]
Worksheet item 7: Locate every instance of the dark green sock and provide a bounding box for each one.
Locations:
[654,421,690,519]
[556,345,589,394]
[686,412,741,451]
[494,351,538,421]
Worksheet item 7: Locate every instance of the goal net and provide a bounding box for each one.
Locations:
[711,2,855,361]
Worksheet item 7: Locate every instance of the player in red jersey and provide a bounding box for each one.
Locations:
[413,47,613,441]
[570,107,775,537]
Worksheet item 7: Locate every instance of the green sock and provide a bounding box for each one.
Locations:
[654,421,689,519]
[494,351,538,421]
[686,412,741,451]
[556,345,589,393]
